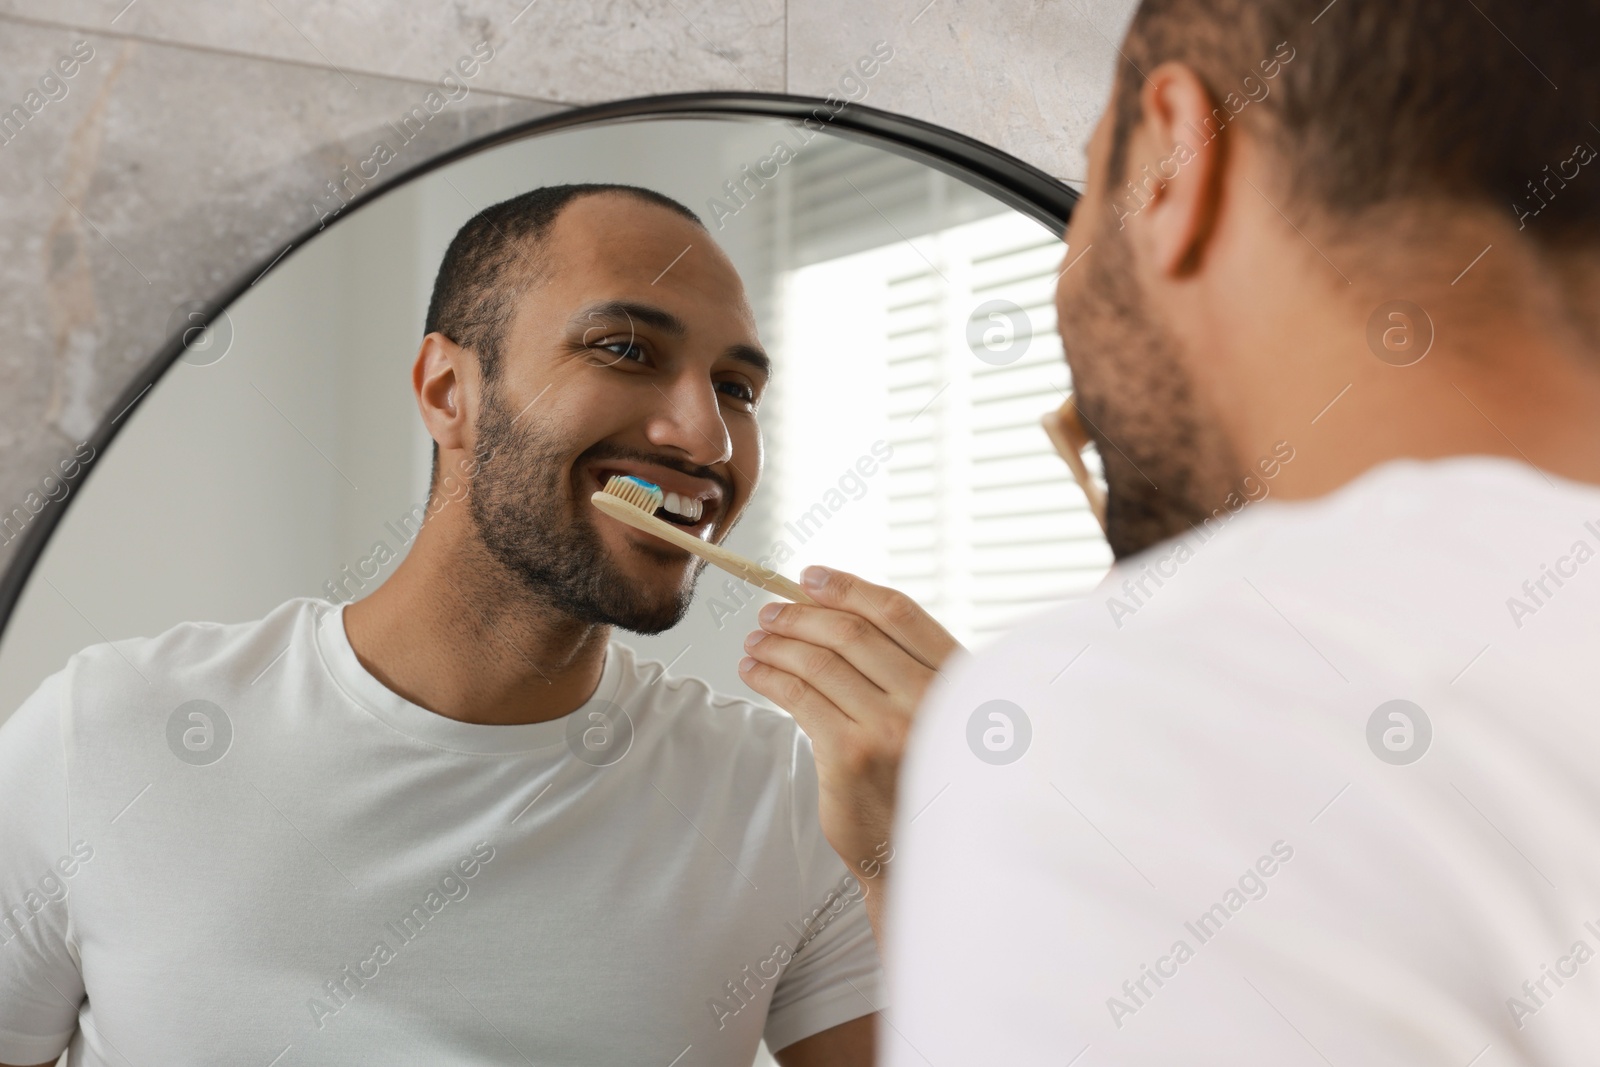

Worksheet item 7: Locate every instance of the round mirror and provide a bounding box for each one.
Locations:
[0,96,1104,1066]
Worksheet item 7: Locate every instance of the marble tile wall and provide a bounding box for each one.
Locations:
[0,0,1135,579]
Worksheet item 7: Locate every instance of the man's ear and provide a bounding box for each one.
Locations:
[414,331,474,455]
[1126,61,1227,278]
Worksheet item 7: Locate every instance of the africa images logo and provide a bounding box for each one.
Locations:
[166,700,233,766]
[966,700,1031,765]
[1365,700,1431,766]
[564,699,634,767]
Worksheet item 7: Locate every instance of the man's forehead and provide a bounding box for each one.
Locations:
[500,197,761,350]
[536,198,754,320]
[546,195,708,278]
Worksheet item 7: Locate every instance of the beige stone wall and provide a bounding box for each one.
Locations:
[0,0,1134,578]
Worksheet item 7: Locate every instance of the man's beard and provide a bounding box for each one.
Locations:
[1060,223,1242,560]
[466,386,706,634]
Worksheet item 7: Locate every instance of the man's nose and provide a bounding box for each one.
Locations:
[641,370,733,468]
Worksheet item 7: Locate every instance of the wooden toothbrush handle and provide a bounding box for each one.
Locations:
[591,492,819,605]
[708,551,818,605]
[1042,405,1108,533]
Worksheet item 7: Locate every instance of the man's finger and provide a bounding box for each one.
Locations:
[741,631,886,727]
[754,601,928,703]
[737,656,854,751]
[797,567,962,671]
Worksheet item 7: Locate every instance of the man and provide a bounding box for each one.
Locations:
[880,0,1600,1062]
[0,184,895,1065]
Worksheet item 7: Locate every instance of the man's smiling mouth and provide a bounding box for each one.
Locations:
[586,462,723,541]
[655,491,703,525]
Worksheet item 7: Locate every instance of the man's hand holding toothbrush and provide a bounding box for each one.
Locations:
[737,566,964,947]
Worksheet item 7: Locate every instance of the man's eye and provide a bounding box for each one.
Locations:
[598,339,646,363]
[717,380,757,406]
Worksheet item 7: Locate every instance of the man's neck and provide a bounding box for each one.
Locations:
[1196,219,1600,501]
[1252,332,1600,502]
[342,520,610,727]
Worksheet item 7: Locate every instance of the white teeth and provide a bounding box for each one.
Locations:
[659,491,703,524]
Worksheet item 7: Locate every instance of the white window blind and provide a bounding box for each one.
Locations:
[763,134,1113,648]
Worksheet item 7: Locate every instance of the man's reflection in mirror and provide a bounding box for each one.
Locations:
[0,185,878,1067]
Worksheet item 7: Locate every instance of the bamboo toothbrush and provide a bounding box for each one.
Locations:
[1041,391,1109,534]
[592,475,819,606]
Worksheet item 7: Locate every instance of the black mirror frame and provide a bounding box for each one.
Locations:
[0,90,1080,645]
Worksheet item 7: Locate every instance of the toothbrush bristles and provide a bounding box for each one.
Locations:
[602,475,664,514]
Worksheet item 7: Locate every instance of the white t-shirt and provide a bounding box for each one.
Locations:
[0,597,880,1066]
[885,456,1600,1066]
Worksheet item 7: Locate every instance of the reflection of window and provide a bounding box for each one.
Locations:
[765,137,1112,648]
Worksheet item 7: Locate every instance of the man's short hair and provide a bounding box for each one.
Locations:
[425,183,705,381]
[420,183,706,484]
[1108,0,1600,249]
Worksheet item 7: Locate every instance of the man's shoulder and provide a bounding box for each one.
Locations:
[62,597,321,718]
[609,642,804,755]
[974,456,1600,689]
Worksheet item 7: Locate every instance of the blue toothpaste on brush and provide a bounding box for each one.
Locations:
[611,475,664,512]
